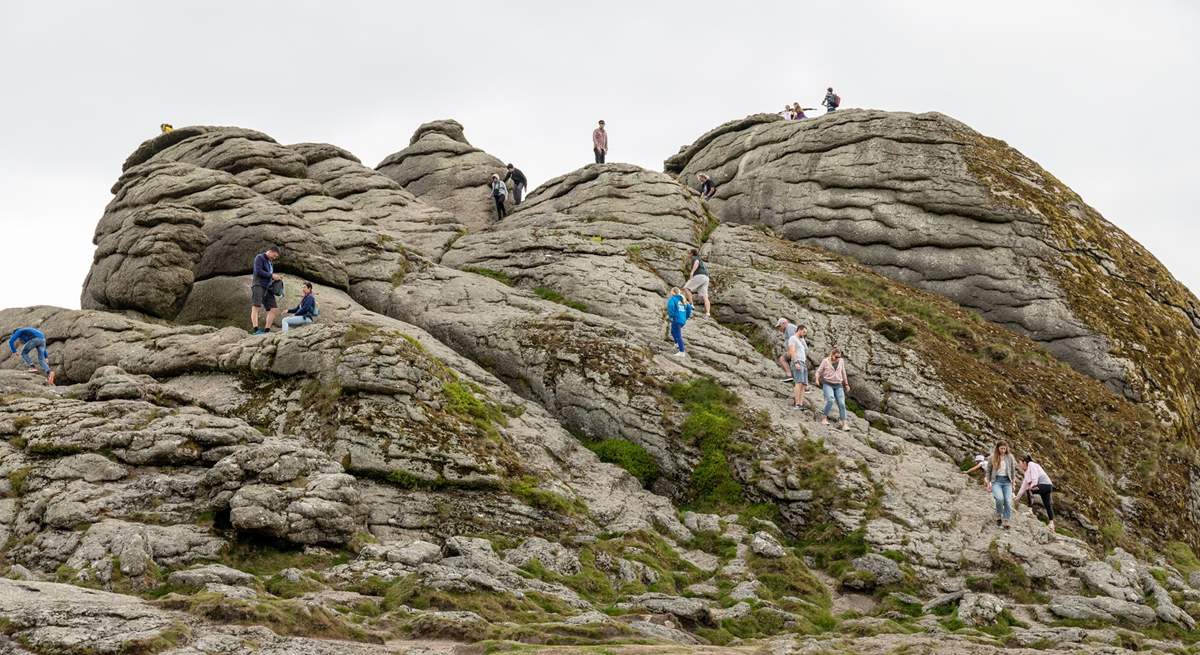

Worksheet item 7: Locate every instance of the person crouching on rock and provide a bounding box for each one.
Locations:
[965,454,991,488]
[666,287,694,358]
[986,441,1018,529]
[683,248,711,317]
[490,174,508,220]
[775,318,798,381]
[814,347,850,431]
[250,245,282,335]
[1015,454,1055,532]
[282,282,318,333]
[7,326,55,385]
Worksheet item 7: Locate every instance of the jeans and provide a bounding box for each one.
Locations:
[594,148,605,164]
[992,476,1013,520]
[821,383,846,421]
[494,195,506,219]
[670,321,685,353]
[281,316,313,333]
[512,183,525,205]
[20,338,50,374]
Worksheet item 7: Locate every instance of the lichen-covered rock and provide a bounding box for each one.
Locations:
[957,592,1005,626]
[1048,594,1157,625]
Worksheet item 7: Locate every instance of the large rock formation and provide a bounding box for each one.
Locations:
[3,115,1199,654]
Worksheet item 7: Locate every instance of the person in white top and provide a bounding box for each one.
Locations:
[786,324,809,409]
[1015,454,1055,531]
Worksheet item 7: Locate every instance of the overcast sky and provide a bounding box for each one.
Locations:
[1,1,1196,309]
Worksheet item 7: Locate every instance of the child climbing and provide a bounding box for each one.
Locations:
[282,282,319,333]
[683,248,711,317]
[6,327,54,385]
[666,287,694,358]
[986,441,1018,529]
[814,347,850,430]
[1015,454,1055,531]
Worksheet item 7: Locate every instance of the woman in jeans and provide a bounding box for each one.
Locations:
[1015,454,1055,532]
[986,441,1018,529]
[814,347,850,431]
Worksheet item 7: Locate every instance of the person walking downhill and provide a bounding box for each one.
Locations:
[282,282,319,333]
[490,174,508,220]
[787,324,809,409]
[683,248,711,317]
[1015,454,1056,531]
[7,327,55,385]
[814,347,850,431]
[250,245,282,335]
[504,164,528,205]
[592,120,608,164]
[774,318,799,381]
[696,174,716,201]
[986,441,1018,529]
[666,287,694,358]
[822,87,841,113]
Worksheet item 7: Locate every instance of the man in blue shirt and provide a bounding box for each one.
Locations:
[250,246,282,335]
[666,287,695,358]
[7,327,54,384]
[282,282,318,333]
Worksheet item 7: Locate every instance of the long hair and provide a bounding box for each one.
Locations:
[990,441,1010,473]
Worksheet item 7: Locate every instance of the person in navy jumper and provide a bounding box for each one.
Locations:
[7,327,55,384]
[282,282,318,333]
[250,246,282,334]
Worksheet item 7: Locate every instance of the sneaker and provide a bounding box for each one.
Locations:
[673,351,687,358]
[780,377,794,383]
[841,422,850,431]
[996,518,1003,527]
[1047,520,1056,532]
[821,418,829,426]
[27,367,37,373]
[47,371,56,386]
[252,328,264,335]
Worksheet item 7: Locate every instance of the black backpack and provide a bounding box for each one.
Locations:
[269,279,285,297]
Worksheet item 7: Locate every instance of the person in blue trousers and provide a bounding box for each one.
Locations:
[7,327,55,384]
[666,287,694,358]
[986,441,1018,529]
[282,282,318,333]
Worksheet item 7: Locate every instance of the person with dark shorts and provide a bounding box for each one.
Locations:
[1015,454,1056,531]
[250,245,282,335]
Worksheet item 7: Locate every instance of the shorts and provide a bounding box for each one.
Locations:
[791,361,808,384]
[251,284,277,310]
[684,274,709,299]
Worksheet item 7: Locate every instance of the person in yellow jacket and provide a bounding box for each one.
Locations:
[160,123,174,134]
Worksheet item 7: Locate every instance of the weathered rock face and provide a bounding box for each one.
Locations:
[668,110,1200,437]
[376,119,508,232]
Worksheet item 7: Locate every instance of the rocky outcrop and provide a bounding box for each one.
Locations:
[376,119,508,232]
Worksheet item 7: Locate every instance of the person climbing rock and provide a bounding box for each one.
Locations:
[282,282,318,333]
[592,120,608,164]
[986,441,1018,529]
[697,174,716,200]
[683,248,711,317]
[7,327,54,385]
[490,174,508,219]
[250,245,282,335]
[787,324,809,409]
[160,123,173,134]
[504,164,528,205]
[1015,454,1055,531]
[814,347,850,430]
[775,318,799,381]
[666,287,694,357]
[822,87,841,113]
[965,454,991,488]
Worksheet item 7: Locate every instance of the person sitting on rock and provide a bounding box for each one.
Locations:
[282,282,318,333]
[793,103,814,120]
[782,105,795,120]
[986,441,1018,529]
[822,87,841,113]
[7,327,54,385]
[697,174,717,201]
[683,248,711,317]
[490,174,508,220]
[787,324,809,409]
[504,164,528,205]
[593,120,608,164]
[160,123,173,134]
[666,287,694,358]
[1015,454,1055,532]
[250,245,282,335]
[814,347,850,431]
[774,318,799,381]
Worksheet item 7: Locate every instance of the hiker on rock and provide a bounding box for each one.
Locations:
[7,327,54,385]
[814,347,850,431]
[282,282,318,333]
[986,441,1018,529]
[504,164,528,205]
[782,105,795,120]
[1015,454,1055,531]
[160,123,173,134]
[666,287,694,358]
[697,174,716,201]
[250,245,282,335]
[787,324,809,409]
[792,103,810,120]
[592,120,608,164]
[965,454,991,488]
[775,318,799,381]
[683,248,711,317]
[822,87,841,113]
[490,174,508,219]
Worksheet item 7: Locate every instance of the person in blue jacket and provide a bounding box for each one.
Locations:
[250,246,282,334]
[666,287,695,358]
[282,282,318,333]
[7,327,54,384]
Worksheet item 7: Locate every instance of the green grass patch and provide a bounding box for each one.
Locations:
[534,287,587,312]
[800,270,977,341]
[1165,541,1200,575]
[669,377,751,513]
[7,467,31,496]
[464,267,512,286]
[584,438,660,487]
[219,537,349,578]
[508,476,585,516]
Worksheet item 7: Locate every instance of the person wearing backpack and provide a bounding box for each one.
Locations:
[666,287,694,358]
[250,245,282,335]
[490,174,508,219]
[822,87,841,113]
[282,282,319,333]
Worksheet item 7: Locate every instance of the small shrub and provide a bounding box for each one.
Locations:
[533,287,587,312]
[7,467,32,496]
[463,267,512,286]
[585,438,660,486]
[873,319,914,343]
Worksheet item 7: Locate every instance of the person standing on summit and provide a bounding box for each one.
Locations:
[822,87,841,113]
[250,245,282,335]
[592,120,608,164]
[504,164,528,205]
[7,326,54,385]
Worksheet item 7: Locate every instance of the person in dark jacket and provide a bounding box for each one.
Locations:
[504,164,528,205]
[696,174,716,200]
[7,327,54,384]
[250,246,282,335]
[282,282,318,333]
[822,87,840,113]
[490,174,508,219]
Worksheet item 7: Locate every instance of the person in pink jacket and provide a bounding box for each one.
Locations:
[1015,454,1055,531]
[814,347,850,431]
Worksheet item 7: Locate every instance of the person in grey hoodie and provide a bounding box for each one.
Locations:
[986,441,1018,529]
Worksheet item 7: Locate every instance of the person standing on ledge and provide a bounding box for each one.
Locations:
[592,120,608,164]
[250,245,282,335]
[504,164,528,205]
[7,327,54,385]
[490,173,508,219]
[822,87,841,113]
